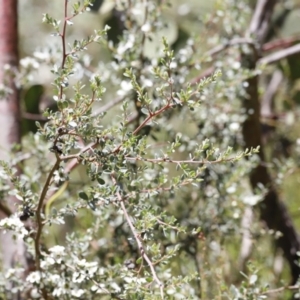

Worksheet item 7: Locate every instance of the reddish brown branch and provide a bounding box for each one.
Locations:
[262,35,300,52]
[259,43,300,65]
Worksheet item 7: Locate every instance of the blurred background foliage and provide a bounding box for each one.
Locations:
[13,0,300,298]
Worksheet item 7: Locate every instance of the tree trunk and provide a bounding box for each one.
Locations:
[241,0,300,284]
[0,1,27,299]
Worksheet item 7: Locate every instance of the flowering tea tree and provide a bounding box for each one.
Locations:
[1,0,287,299]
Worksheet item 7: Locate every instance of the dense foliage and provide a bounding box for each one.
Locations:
[1,0,300,299]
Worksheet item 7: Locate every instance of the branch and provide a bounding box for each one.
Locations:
[59,140,99,164]
[261,70,283,117]
[35,155,61,263]
[262,35,300,52]
[91,95,125,117]
[111,175,164,299]
[132,102,174,136]
[112,101,175,154]
[191,67,214,85]
[204,37,255,58]
[242,0,300,286]
[247,0,277,43]
[22,112,48,121]
[125,155,238,165]
[238,207,253,272]
[258,43,300,65]
[34,154,60,300]
[262,285,299,295]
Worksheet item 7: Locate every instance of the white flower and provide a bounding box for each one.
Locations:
[72,272,85,283]
[178,4,190,16]
[170,61,177,69]
[141,23,151,33]
[117,80,133,96]
[117,34,135,55]
[229,122,240,132]
[71,289,85,298]
[40,256,55,268]
[49,274,61,284]
[33,49,50,61]
[26,271,41,283]
[20,57,39,69]
[243,194,263,206]
[0,215,29,238]
[226,185,236,194]
[53,287,65,297]
[49,245,66,256]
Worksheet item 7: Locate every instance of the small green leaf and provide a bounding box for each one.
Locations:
[97,177,105,185]
[141,107,149,115]
[79,191,88,200]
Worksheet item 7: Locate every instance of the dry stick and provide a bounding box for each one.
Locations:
[111,175,164,299]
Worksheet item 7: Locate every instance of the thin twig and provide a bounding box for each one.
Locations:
[191,67,214,85]
[258,43,300,65]
[112,101,174,154]
[22,112,48,121]
[91,96,126,117]
[247,0,276,43]
[205,37,255,58]
[262,285,299,295]
[156,219,180,231]
[132,102,174,135]
[59,141,99,163]
[125,155,237,165]
[35,155,61,264]
[238,207,254,272]
[261,70,282,117]
[34,154,61,299]
[248,0,268,36]
[262,35,300,52]
[33,3,69,298]
[111,175,164,299]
